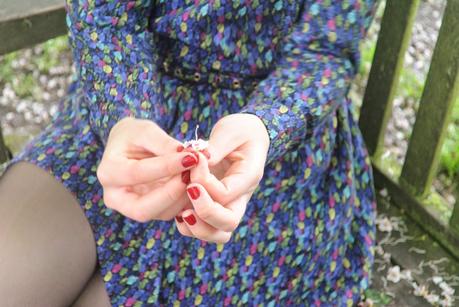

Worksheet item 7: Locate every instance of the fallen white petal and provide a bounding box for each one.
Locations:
[439,282,455,296]
[433,276,443,285]
[401,269,413,281]
[425,294,440,304]
[387,266,401,283]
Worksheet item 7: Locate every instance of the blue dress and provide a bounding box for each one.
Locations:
[12,0,377,305]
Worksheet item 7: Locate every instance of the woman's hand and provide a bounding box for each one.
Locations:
[97,117,199,222]
[175,113,270,243]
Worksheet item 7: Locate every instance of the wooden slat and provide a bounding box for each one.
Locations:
[400,0,459,197]
[358,0,420,159]
[450,188,459,235]
[372,162,459,260]
[0,123,8,163]
[0,0,66,55]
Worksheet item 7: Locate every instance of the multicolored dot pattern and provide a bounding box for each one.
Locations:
[10,0,377,305]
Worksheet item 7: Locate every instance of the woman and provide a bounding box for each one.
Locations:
[0,0,377,306]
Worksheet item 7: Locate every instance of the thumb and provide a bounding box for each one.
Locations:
[207,119,247,167]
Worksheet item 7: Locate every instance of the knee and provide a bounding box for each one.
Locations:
[0,161,98,306]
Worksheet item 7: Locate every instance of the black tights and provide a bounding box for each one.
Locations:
[0,162,111,306]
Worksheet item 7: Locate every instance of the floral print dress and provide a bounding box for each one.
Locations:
[12,0,377,305]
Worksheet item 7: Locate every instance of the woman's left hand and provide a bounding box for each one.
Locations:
[174,114,270,243]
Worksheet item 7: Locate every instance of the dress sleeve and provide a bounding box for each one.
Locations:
[65,0,162,145]
[239,1,377,165]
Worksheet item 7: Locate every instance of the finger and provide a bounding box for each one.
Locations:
[181,209,232,244]
[131,119,184,156]
[190,152,259,205]
[186,183,247,232]
[206,114,269,167]
[103,174,186,222]
[206,124,243,166]
[125,176,173,195]
[173,198,193,223]
[97,152,199,187]
[107,118,183,158]
[174,215,195,238]
[156,191,190,221]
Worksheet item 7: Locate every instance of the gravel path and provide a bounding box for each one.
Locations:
[0,42,74,152]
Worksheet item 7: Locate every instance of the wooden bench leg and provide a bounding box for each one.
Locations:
[0,123,11,164]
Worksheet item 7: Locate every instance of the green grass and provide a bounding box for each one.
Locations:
[441,101,459,178]
[34,36,70,73]
[363,288,392,306]
[0,35,69,98]
[0,52,18,85]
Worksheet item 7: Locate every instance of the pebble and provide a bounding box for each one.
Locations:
[0,39,72,147]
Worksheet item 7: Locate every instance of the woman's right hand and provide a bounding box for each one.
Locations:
[96,117,198,222]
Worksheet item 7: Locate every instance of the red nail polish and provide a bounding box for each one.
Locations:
[175,216,184,223]
[187,186,200,200]
[177,145,184,152]
[184,148,200,163]
[182,155,197,168]
[184,214,197,225]
[181,170,190,184]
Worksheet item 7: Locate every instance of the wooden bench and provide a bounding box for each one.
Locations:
[1,0,459,303]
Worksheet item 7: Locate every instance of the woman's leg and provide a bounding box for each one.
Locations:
[0,162,98,306]
[71,266,111,307]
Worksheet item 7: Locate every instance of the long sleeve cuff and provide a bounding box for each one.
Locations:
[239,0,377,165]
[240,53,354,165]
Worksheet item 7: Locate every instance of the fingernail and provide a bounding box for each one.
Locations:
[177,145,184,152]
[181,170,190,184]
[182,155,197,168]
[175,216,184,223]
[184,148,200,162]
[201,149,211,160]
[184,214,197,225]
[187,186,200,200]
